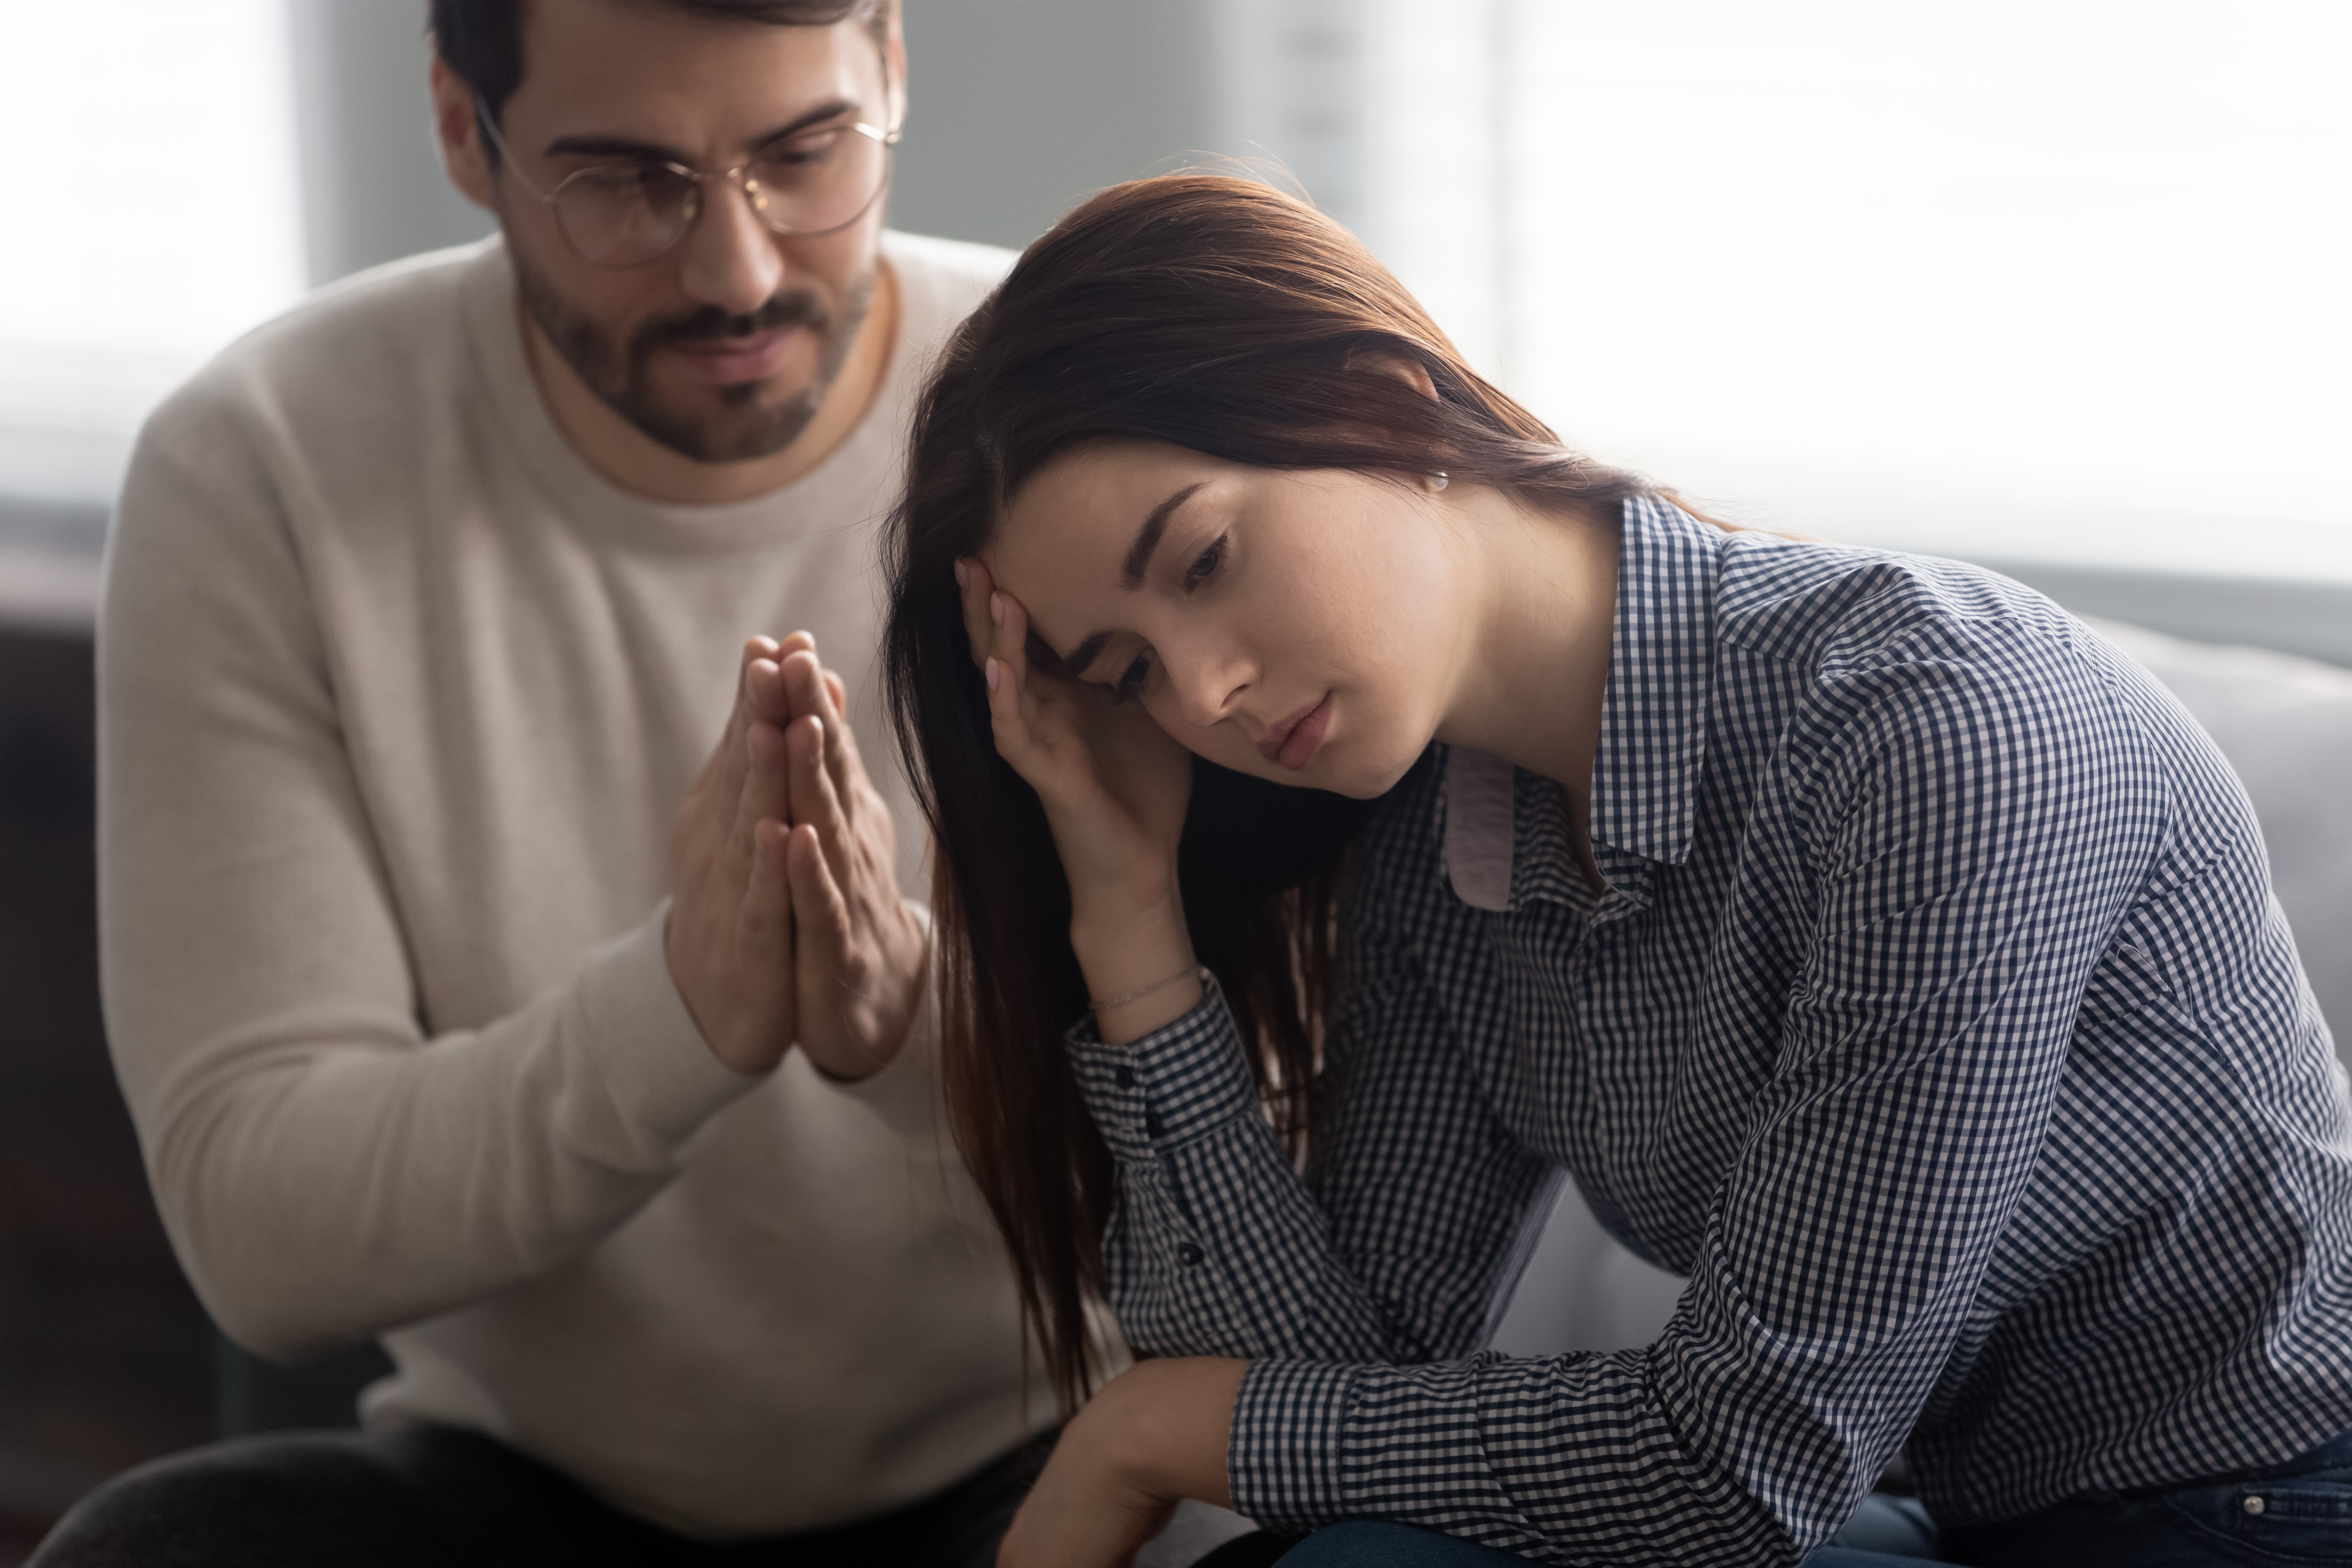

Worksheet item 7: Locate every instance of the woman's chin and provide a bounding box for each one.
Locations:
[1286,741,1423,800]
[1185,728,1419,799]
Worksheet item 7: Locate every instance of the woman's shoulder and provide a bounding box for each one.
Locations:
[1700,533,2201,805]
[1710,533,2088,688]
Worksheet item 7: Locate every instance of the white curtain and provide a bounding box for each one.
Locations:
[1354,1,2352,580]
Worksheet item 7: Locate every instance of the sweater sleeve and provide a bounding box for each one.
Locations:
[97,392,760,1360]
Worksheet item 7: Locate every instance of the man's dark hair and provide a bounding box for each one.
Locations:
[432,0,893,153]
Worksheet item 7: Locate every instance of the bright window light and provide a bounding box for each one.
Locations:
[0,0,307,501]
[1379,2,2352,581]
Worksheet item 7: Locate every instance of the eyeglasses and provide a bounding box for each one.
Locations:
[475,97,901,268]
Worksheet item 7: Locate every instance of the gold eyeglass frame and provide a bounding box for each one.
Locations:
[473,94,902,266]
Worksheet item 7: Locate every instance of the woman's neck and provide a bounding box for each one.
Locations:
[1433,491,1620,797]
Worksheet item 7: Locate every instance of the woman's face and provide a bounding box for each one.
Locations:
[985,438,1469,798]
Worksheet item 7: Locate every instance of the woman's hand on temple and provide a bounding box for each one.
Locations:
[996,1357,1247,1568]
[958,557,1194,920]
[958,557,1204,1038]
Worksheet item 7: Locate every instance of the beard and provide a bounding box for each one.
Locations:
[512,250,877,464]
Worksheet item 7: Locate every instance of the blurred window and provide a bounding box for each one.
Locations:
[1369,1,2352,580]
[0,0,306,504]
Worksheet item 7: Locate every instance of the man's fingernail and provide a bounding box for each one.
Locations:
[985,658,1000,693]
[989,593,1004,627]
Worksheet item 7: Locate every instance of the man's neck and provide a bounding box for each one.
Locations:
[519,258,902,507]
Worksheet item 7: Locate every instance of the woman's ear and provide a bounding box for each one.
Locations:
[1345,350,1440,403]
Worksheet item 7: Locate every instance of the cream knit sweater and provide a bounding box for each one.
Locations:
[97,233,1051,1537]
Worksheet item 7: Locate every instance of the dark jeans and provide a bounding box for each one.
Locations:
[1193,1495,1939,1568]
[1197,1423,2352,1567]
[29,1423,1050,1568]
[1940,1422,2352,1567]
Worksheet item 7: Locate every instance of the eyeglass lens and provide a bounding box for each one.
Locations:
[551,124,890,267]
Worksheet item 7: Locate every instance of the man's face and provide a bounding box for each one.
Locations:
[486,0,897,463]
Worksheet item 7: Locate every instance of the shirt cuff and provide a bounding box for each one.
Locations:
[1229,1358,1359,1534]
[566,903,763,1154]
[1063,973,1262,1160]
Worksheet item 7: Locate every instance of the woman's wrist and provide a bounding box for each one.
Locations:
[1088,1356,1246,1510]
[1071,897,1201,1045]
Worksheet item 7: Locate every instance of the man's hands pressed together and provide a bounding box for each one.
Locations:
[665,632,929,1080]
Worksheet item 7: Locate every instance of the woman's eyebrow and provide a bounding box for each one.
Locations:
[1121,482,1206,588]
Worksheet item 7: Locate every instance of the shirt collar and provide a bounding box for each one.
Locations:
[1592,495,1722,867]
[1442,496,1722,911]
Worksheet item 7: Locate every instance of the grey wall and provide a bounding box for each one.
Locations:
[1978,562,2352,672]
[289,0,496,286]
[888,0,1218,251]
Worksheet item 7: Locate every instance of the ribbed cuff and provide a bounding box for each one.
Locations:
[1064,974,1260,1160]
[1229,1358,1360,1534]
[567,904,763,1152]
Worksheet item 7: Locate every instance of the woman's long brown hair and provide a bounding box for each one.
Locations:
[883,175,1674,1411]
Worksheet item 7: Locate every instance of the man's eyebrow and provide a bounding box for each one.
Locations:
[542,99,861,163]
[1122,482,1206,588]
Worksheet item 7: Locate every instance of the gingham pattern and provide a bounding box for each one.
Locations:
[1063,497,2352,1565]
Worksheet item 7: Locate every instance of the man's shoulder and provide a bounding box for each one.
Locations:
[148,239,502,447]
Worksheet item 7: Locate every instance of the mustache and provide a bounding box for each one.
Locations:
[632,291,830,355]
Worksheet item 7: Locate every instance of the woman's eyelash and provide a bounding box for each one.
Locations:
[1183,533,1229,589]
[1106,534,1224,702]
[1111,648,1155,702]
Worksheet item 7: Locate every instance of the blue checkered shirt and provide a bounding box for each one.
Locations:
[1063,498,2352,1564]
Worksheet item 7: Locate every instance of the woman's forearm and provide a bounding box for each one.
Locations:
[1095,1355,1247,1507]
[996,1357,1246,1568]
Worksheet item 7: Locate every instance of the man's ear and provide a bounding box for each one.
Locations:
[429,55,498,212]
[1346,349,1440,403]
[883,8,910,132]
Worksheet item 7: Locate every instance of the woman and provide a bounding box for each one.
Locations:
[880,175,2352,1568]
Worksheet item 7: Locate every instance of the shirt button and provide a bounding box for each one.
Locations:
[1115,1065,1135,1088]
[2243,1495,2266,1516]
[1177,1243,1205,1268]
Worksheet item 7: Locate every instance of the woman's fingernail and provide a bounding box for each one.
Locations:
[990,593,1005,626]
[954,560,969,589]
[985,658,1001,693]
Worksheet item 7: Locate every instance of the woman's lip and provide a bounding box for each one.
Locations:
[1259,693,1333,771]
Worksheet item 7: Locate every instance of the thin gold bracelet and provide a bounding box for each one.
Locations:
[1089,964,1207,1014]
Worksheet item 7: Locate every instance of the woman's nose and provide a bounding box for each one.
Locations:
[1165,641,1253,729]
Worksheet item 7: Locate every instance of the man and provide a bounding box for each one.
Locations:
[40,1,1054,1562]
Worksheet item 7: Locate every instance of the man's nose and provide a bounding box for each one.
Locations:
[674,174,786,317]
